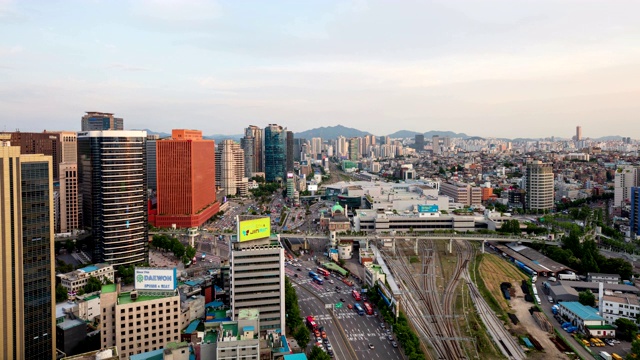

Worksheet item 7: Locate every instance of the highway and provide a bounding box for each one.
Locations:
[286,259,404,360]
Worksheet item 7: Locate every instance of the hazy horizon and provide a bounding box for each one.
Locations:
[1,0,640,139]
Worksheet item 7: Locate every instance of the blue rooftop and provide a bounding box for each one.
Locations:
[79,265,98,273]
[130,349,163,360]
[205,317,230,323]
[214,285,223,292]
[273,335,290,354]
[205,301,224,309]
[184,320,200,334]
[243,326,255,332]
[560,302,604,321]
[184,280,202,287]
[283,354,308,360]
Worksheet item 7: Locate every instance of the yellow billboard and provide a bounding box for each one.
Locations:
[238,217,271,242]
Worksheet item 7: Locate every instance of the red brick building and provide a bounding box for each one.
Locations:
[151,129,219,228]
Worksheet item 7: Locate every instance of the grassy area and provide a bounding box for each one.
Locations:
[454,281,505,359]
[472,253,509,324]
[478,253,528,314]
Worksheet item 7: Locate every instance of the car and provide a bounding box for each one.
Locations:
[392,341,398,348]
[387,335,393,341]
[296,268,301,271]
[380,323,386,329]
[336,286,340,290]
[347,304,353,309]
[316,337,322,343]
[368,344,375,349]
[294,274,298,277]
[323,338,329,344]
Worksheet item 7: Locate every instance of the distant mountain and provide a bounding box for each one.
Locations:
[135,129,243,142]
[295,125,371,140]
[466,136,485,141]
[423,130,469,138]
[387,130,422,138]
[595,135,623,141]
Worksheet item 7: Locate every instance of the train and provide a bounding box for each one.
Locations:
[513,260,537,276]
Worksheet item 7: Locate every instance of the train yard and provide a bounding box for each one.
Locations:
[383,239,527,360]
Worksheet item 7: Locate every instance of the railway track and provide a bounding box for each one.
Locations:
[387,239,471,359]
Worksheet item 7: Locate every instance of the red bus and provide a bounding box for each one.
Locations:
[306,316,317,330]
[363,302,373,315]
[317,268,330,277]
[352,290,361,301]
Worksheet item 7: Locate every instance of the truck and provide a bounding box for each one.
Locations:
[599,351,612,360]
[565,326,578,333]
[558,273,579,281]
[503,289,511,300]
[551,305,559,315]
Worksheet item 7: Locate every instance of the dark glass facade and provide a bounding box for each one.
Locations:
[286,131,294,173]
[264,125,286,182]
[21,160,53,360]
[78,132,148,266]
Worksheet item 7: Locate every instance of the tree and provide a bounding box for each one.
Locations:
[185,245,197,263]
[628,339,640,360]
[615,318,638,341]
[578,290,595,306]
[117,265,135,285]
[309,346,331,360]
[84,275,103,294]
[172,239,185,259]
[293,325,310,349]
[55,284,68,303]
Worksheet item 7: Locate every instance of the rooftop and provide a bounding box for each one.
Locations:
[184,320,201,335]
[559,281,640,294]
[129,349,163,360]
[603,294,640,306]
[560,302,604,321]
[57,318,85,331]
[118,292,172,305]
[587,273,621,279]
[102,284,116,293]
[238,308,259,321]
[61,347,118,360]
[283,354,308,360]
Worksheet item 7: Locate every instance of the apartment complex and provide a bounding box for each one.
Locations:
[523,160,554,211]
[241,125,263,175]
[78,130,149,266]
[230,216,285,334]
[439,181,482,206]
[57,263,115,294]
[100,282,183,360]
[632,187,640,237]
[81,111,124,131]
[154,129,219,228]
[614,166,639,207]
[0,144,56,360]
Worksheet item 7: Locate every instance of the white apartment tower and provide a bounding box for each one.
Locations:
[523,160,554,211]
[216,140,247,197]
[614,166,639,207]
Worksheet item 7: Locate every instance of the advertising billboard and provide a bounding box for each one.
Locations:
[307,184,318,192]
[238,217,271,242]
[418,204,439,213]
[135,268,177,291]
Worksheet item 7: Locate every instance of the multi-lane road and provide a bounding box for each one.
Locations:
[286,258,404,360]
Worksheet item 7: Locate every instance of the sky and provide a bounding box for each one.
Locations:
[1,0,640,139]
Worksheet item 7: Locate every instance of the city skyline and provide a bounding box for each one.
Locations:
[2,1,640,138]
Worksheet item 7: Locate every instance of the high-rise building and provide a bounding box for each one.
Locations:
[576,126,582,141]
[240,135,255,178]
[614,166,639,207]
[286,131,294,173]
[155,129,219,228]
[336,136,348,158]
[59,162,80,233]
[0,131,77,180]
[631,187,640,238]
[0,144,56,360]
[242,125,263,174]
[216,139,247,197]
[81,111,124,131]
[231,216,285,334]
[293,138,306,162]
[146,134,159,191]
[311,137,322,159]
[432,135,440,155]
[264,124,286,182]
[78,130,148,266]
[414,134,425,151]
[523,160,554,211]
[348,138,359,161]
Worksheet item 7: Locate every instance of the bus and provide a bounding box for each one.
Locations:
[352,290,361,301]
[313,276,324,285]
[317,268,330,277]
[306,316,318,330]
[363,302,373,315]
[309,271,318,278]
[354,303,364,315]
